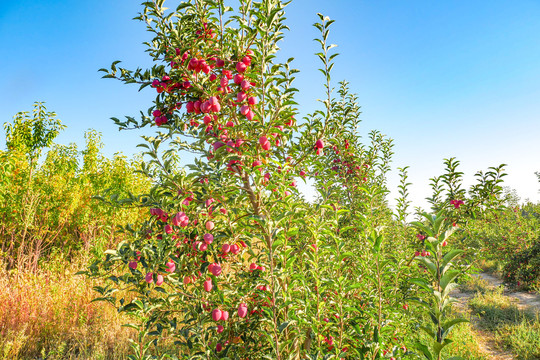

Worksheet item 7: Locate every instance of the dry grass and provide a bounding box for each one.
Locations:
[0,255,135,360]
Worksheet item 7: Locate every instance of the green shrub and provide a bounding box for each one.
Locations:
[502,238,540,291]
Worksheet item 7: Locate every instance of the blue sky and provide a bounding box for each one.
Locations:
[1,0,539,208]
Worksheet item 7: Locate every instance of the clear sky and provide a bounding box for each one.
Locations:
[1,0,540,208]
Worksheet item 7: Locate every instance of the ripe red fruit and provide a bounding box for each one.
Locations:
[164,225,173,234]
[209,96,221,112]
[249,263,258,271]
[233,74,243,84]
[203,233,214,244]
[150,207,163,217]
[156,274,164,286]
[216,343,223,352]
[221,310,229,321]
[236,61,247,73]
[210,263,222,276]
[236,92,247,102]
[172,212,189,227]
[166,260,176,273]
[240,105,250,115]
[259,136,271,150]
[129,261,137,270]
[238,303,248,318]
[204,278,213,292]
[241,56,251,66]
[246,109,255,121]
[315,139,324,149]
[240,79,251,90]
[230,244,240,254]
[145,272,153,283]
[223,70,233,80]
[205,221,215,231]
[217,325,224,333]
[222,244,230,253]
[200,101,211,113]
[188,58,199,69]
[213,141,224,151]
[212,309,222,321]
[248,96,257,105]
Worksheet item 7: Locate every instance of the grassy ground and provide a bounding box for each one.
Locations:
[441,320,490,360]
[476,259,504,275]
[458,273,491,294]
[470,288,540,360]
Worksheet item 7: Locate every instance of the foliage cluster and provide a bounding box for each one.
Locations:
[0,103,150,271]
[84,1,472,359]
[422,157,540,290]
[463,202,540,290]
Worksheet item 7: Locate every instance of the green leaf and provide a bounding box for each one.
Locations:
[410,278,432,292]
[414,342,434,360]
[278,321,291,333]
[441,249,463,274]
[442,282,460,299]
[411,221,434,237]
[420,325,436,338]
[433,339,453,356]
[440,269,460,292]
[441,318,468,340]
[415,256,437,277]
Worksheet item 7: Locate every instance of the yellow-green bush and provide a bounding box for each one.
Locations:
[0,103,150,270]
[0,103,151,358]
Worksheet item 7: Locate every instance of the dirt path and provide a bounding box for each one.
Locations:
[451,272,540,360]
[475,272,540,313]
